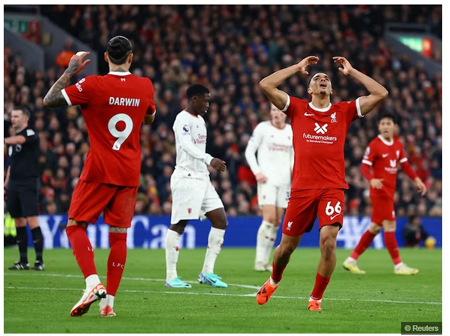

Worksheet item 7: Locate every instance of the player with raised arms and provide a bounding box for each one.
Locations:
[44,36,156,317]
[255,55,388,311]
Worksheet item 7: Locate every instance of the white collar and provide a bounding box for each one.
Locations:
[309,102,332,112]
[378,134,394,146]
[109,71,131,76]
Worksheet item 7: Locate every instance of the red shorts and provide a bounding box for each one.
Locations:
[68,180,138,228]
[282,189,345,236]
[371,193,395,225]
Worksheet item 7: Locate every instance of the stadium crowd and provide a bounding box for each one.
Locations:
[4,5,442,218]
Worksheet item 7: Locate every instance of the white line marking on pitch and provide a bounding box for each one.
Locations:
[5,286,257,297]
[4,272,260,289]
[4,273,442,305]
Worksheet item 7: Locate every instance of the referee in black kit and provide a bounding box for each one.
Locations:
[4,107,45,270]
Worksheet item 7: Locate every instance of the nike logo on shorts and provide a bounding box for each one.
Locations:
[330,214,339,220]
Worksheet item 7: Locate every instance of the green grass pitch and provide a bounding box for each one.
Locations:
[4,247,441,333]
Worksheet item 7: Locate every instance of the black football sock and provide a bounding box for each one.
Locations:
[31,227,44,263]
[16,226,29,264]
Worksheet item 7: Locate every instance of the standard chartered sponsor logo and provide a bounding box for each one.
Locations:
[39,215,196,249]
[303,133,337,144]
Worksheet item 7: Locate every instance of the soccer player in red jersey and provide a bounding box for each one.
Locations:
[343,113,427,275]
[255,55,388,311]
[43,36,156,317]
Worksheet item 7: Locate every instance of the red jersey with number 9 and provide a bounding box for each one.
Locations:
[62,72,156,186]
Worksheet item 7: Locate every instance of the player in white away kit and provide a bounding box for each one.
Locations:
[165,84,229,288]
[245,103,294,271]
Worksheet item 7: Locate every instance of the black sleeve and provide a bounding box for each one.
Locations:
[22,128,39,144]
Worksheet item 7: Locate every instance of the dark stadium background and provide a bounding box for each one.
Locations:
[4,5,442,219]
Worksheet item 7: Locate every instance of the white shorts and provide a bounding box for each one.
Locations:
[257,182,290,208]
[170,175,223,224]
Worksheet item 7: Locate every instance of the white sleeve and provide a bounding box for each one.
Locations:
[245,124,264,175]
[174,116,213,165]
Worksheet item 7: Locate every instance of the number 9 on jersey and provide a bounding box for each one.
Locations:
[108,113,133,150]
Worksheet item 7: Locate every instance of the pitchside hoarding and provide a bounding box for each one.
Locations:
[26,215,442,250]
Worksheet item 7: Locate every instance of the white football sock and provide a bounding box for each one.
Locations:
[262,224,279,264]
[202,227,225,274]
[100,294,115,309]
[269,277,280,286]
[85,274,101,289]
[256,221,274,263]
[394,262,404,270]
[165,229,181,281]
[309,297,322,303]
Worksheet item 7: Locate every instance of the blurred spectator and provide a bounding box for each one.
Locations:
[4,5,442,217]
[403,215,429,247]
[55,38,76,70]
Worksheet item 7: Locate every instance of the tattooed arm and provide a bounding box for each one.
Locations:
[43,52,91,108]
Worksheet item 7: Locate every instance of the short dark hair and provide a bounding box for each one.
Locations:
[107,36,133,65]
[186,84,210,100]
[378,112,396,124]
[409,214,419,223]
[14,106,30,118]
[308,72,327,87]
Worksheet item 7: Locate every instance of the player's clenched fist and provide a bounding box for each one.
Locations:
[210,158,227,172]
[255,172,268,183]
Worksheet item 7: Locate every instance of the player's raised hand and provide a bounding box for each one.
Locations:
[297,56,319,75]
[333,56,354,76]
[210,158,227,172]
[67,51,91,74]
[414,177,427,196]
[370,178,384,189]
[255,172,268,183]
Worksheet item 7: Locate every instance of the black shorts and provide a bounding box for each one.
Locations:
[6,178,39,218]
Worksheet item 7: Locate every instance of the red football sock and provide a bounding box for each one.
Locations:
[310,273,331,301]
[350,230,376,260]
[66,225,97,278]
[107,232,127,296]
[384,231,402,265]
[271,262,286,283]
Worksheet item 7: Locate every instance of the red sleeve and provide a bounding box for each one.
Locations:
[361,142,377,181]
[342,98,363,124]
[62,76,95,106]
[282,95,306,120]
[399,144,417,180]
[146,78,156,115]
[361,163,373,181]
[362,141,377,167]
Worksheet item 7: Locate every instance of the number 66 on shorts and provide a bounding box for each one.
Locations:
[282,189,345,236]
